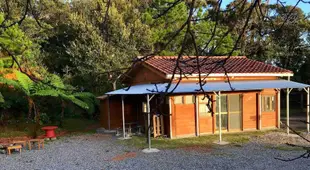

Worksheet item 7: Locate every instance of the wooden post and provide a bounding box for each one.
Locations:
[169,97,172,138]
[156,116,160,136]
[258,93,262,130]
[277,89,281,128]
[107,95,111,130]
[160,115,164,135]
[153,115,156,137]
[218,91,222,142]
[195,95,199,136]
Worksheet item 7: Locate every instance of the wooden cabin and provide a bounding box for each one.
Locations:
[98,56,310,139]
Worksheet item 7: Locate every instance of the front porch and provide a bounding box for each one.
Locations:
[99,80,310,145]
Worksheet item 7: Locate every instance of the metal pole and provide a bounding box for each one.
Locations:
[218,91,222,142]
[277,90,281,128]
[286,88,290,135]
[147,94,151,149]
[121,95,126,138]
[307,87,309,133]
[107,95,111,130]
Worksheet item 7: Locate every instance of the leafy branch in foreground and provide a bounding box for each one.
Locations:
[0,70,95,132]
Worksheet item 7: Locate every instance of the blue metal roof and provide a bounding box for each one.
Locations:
[105,80,310,95]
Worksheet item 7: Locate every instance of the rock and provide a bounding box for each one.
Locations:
[0,149,6,154]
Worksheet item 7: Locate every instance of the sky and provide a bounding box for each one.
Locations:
[221,0,310,14]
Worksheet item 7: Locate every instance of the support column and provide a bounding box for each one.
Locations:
[307,87,309,133]
[219,91,222,142]
[107,95,111,130]
[277,89,281,128]
[169,96,172,138]
[286,88,292,135]
[121,95,126,139]
[258,93,262,130]
[142,94,159,153]
[195,95,199,136]
[213,91,228,145]
[147,94,151,149]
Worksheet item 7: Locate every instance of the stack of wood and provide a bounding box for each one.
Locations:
[153,115,164,138]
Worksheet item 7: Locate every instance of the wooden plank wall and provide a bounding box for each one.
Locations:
[242,92,258,130]
[170,97,196,138]
[198,95,213,134]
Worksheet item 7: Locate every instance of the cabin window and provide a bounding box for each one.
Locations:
[216,94,242,131]
[174,96,183,104]
[199,96,212,116]
[184,95,194,104]
[262,95,275,112]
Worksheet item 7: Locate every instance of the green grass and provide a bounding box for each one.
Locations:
[59,118,98,132]
[0,118,99,138]
[0,122,43,138]
[119,130,270,149]
[265,145,305,151]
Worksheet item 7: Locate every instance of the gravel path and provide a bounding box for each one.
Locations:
[1,133,310,170]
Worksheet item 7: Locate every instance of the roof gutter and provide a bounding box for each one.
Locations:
[165,73,294,79]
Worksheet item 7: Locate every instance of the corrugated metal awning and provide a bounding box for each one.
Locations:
[103,80,310,95]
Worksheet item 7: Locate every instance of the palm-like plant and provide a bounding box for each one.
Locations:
[0,71,93,133]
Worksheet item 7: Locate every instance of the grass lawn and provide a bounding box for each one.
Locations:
[0,118,99,138]
[265,145,305,151]
[119,130,277,149]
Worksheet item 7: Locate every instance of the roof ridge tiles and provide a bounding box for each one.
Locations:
[140,55,293,75]
[137,56,247,59]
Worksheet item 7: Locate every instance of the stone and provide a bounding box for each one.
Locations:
[96,128,116,134]
[117,137,132,140]
[142,148,160,153]
[0,149,6,154]
[213,141,230,145]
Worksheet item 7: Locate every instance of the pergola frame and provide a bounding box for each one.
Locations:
[304,87,310,133]
[118,94,159,151]
[213,91,223,143]
[113,87,310,143]
[102,79,310,147]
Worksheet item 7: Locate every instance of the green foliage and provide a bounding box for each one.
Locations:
[15,71,33,95]
[0,70,95,125]
[1,0,310,128]
[0,92,4,103]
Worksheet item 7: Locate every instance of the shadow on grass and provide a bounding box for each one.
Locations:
[119,130,274,149]
[0,118,99,139]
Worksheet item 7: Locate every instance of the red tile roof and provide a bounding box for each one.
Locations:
[143,56,293,75]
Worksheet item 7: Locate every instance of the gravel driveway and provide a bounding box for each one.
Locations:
[1,133,310,170]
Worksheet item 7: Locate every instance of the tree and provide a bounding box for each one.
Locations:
[40,0,153,94]
[0,70,94,132]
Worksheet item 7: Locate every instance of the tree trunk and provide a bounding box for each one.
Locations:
[60,100,66,128]
[27,97,33,121]
[32,102,40,138]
